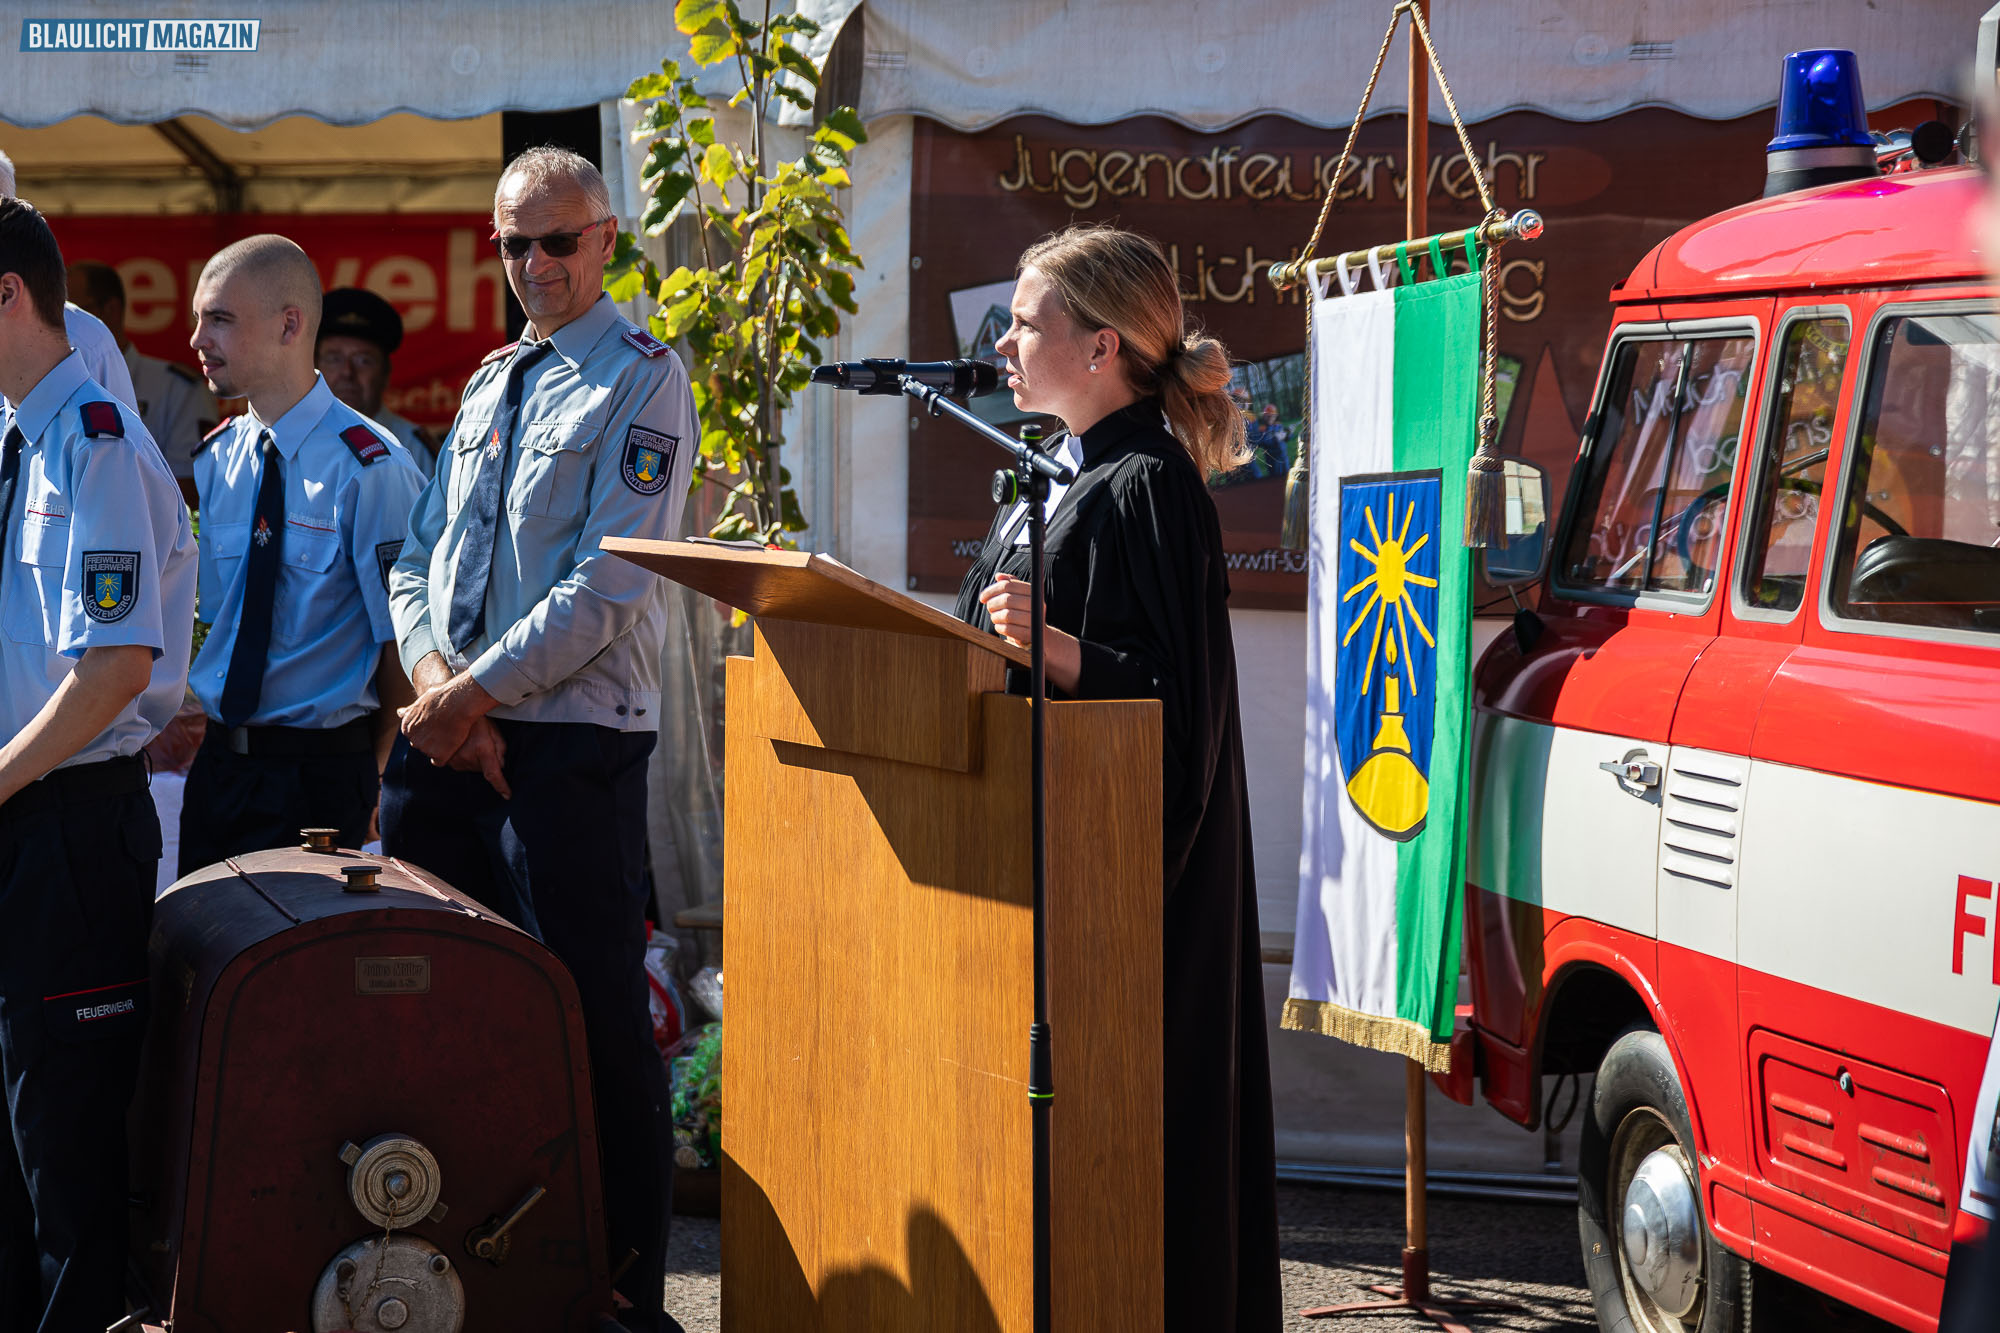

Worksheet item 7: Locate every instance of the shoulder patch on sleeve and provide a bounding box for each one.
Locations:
[621,426,678,495]
[339,424,391,465]
[82,551,140,623]
[165,361,201,385]
[79,401,124,439]
[622,327,670,358]
[375,539,403,591]
[479,341,520,367]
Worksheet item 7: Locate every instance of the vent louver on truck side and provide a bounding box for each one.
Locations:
[1660,753,1746,890]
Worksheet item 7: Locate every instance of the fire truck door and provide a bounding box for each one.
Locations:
[1649,308,1852,1181]
[1534,326,1761,942]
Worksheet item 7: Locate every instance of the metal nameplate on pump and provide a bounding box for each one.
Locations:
[355,956,432,995]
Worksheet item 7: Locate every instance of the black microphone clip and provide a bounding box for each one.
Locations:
[810,358,1001,398]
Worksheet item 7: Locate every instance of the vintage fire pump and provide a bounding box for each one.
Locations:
[129,835,626,1333]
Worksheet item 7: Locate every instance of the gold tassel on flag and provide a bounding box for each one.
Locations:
[1279,444,1310,552]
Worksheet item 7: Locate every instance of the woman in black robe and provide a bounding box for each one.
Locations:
[952,225,1282,1332]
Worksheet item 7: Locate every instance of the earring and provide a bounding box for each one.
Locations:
[1088,363,1098,373]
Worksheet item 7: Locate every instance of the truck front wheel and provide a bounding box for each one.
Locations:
[1579,1028,1747,1333]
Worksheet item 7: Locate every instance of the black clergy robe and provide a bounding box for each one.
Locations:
[954,399,1283,1332]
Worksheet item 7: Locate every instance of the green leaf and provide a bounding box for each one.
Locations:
[627,71,673,100]
[604,266,649,304]
[640,170,694,223]
[775,44,820,85]
[686,116,715,148]
[768,13,821,38]
[821,105,867,145]
[641,139,688,177]
[673,0,729,35]
[774,84,815,113]
[690,26,738,64]
[701,141,739,186]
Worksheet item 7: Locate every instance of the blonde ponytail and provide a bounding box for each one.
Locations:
[1019,224,1251,480]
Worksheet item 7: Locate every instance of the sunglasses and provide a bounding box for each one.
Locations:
[489,217,612,261]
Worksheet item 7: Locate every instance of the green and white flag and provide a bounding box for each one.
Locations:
[1284,256,1480,1071]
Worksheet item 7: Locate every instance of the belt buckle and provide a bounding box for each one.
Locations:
[227,726,252,756]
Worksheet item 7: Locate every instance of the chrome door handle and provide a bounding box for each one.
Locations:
[1599,755,1661,788]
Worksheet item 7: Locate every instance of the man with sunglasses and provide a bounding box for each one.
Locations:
[383,145,695,1333]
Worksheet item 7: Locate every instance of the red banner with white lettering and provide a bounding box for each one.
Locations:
[51,214,508,430]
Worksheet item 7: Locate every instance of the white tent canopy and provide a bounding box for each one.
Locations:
[857,0,1975,129]
[0,1,698,129]
[0,1,1973,134]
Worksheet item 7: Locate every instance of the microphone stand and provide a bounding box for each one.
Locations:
[902,375,1071,1333]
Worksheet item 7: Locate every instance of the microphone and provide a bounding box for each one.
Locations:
[810,358,1001,397]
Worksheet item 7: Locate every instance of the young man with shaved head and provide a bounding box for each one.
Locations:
[181,233,425,872]
[0,195,195,1332]
[385,147,696,1331]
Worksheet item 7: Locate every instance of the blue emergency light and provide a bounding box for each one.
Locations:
[1764,48,1878,197]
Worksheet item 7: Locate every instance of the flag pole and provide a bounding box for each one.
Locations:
[1400,0,1434,1305]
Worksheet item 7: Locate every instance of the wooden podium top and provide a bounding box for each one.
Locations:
[603,538,1029,667]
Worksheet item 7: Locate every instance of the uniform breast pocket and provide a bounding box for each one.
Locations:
[272,526,341,644]
[443,425,487,520]
[199,521,246,626]
[4,517,70,646]
[511,421,597,519]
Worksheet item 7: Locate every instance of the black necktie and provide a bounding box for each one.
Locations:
[219,430,283,728]
[0,423,23,570]
[449,342,552,652]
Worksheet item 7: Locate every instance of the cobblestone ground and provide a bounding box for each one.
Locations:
[659,1182,1900,1331]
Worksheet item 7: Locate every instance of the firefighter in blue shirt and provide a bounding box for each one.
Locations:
[0,196,196,1333]
[179,235,425,874]
[384,147,697,1331]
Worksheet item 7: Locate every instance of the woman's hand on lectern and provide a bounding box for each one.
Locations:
[977,575,1083,694]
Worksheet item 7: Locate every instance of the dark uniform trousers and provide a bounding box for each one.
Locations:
[0,757,158,1333]
[177,720,377,878]
[379,721,677,1331]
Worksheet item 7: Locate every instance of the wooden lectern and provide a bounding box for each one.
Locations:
[605,539,1164,1333]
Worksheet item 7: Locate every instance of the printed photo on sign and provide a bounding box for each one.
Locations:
[83,551,140,623]
[948,278,1036,430]
[1333,471,1442,841]
[1223,352,1305,486]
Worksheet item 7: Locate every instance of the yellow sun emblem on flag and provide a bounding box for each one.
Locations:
[1340,489,1438,835]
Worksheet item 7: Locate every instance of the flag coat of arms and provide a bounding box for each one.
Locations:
[1285,265,1480,1071]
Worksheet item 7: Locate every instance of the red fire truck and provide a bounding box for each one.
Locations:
[1466,49,2000,1333]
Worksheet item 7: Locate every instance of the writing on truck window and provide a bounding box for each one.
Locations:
[1559,334,1755,599]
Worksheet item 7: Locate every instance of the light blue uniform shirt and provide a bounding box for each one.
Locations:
[0,352,196,769]
[391,296,697,730]
[190,375,425,729]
